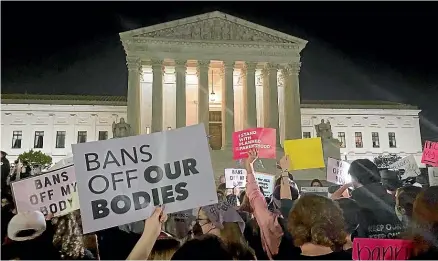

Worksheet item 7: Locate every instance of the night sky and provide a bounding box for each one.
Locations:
[2,2,437,140]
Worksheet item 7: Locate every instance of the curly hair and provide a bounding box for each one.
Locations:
[51,210,86,259]
[288,194,347,251]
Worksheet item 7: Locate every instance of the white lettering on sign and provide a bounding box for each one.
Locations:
[72,124,218,233]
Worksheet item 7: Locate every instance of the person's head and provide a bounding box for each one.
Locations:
[335,198,362,248]
[148,238,181,260]
[310,179,323,187]
[219,175,225,184]
[171,234,233,260]
[349,159,381,187]
[1,151,6,158]
[51,210,86,259]
[22,161,29,167]
[395,186,422,223]
[381,170,403,194]
[288,194,347,251]
[409,186,438,256]
[193,202,245,246]
[321,119,325,123]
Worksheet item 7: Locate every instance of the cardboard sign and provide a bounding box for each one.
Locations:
[326,157,351,184]
[11,165,79,217]
[428,167,438,186]
[421,140,438,167]
[224,168,247,189]
[232,128,276,160]
[389,155,421,179]
[300,186,329,197]
[254,173,275,196]
[72,124,218,233]
[352,238,413,260]
[284,138,325,170]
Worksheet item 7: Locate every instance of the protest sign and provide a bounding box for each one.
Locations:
[421,140,438,167]
[326,157,351,184]
[352,238,413,260]
[300,186,329,197]
[11,165,79,217]
[284,138,325,170]
[166,209,196,239]
[232,128,276,160]
[72,124,218,233]
[224,168,247,189]
[254,173,275,196]
[389,155,420,179]
[428,167,438,186]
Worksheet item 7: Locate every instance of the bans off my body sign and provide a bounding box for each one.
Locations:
[72,124,218,234]
[11,165,79,217]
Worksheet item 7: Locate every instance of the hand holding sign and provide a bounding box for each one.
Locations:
[279,155,290,171]
[245,148,259,169]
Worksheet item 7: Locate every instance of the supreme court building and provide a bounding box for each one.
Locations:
[120,11,307,150]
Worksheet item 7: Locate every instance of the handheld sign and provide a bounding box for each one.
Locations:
[300,186,329,197]
[254,173,275,196]
[389,155,420,179]
[11,165,79,217]
[326,157,351,184]
[421,140,438,167]
[284,138,325,170]
[232,128,276,160]
[72,124,218,234]
[352,238,413,260]
[428,167,438,186]
[224,168,247,189]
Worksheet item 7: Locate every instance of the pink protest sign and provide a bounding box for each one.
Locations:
[421,140,438,167]
[232,128,276,160]
[352,238,413,260]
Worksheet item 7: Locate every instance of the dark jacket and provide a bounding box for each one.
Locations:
[1,157,10,190]
[350,182,404,239]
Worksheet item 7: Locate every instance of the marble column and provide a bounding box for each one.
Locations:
[175,60,187,128]
[221,61,235,149]
[197,60,210,135]
[151,60,164,133]
[261,68,270,128]
[126,57,142,135]
[282,63,302,140]
[267,63,281,147]
[242,62,257,129]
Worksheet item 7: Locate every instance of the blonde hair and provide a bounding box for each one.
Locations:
[148,238,181,260]
[51,210,86,259]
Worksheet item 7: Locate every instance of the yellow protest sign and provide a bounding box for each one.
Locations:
[284,137,325,170]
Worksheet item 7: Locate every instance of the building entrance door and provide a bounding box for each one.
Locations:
[209,111,222,150]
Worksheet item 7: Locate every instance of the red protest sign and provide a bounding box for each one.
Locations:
[232,128,276,160]
[352,238,413,260]
[421,140,438,167]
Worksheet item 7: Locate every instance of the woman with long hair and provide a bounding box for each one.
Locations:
[407,186,438,259]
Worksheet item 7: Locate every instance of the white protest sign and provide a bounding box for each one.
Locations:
[428,167,438,186]
[254,173,275,196]
[224,168,247,189]
[11,165,79,217]
[326,157,351,184]
[389,155,421,179]
[300,186,329,197]
[72,124,218,233]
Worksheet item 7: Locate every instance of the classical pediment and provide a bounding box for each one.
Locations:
[121,11,307,47]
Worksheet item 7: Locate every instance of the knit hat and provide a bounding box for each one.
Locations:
[8,211,46,241]
[349,159,381,185]
[201,201,245,233]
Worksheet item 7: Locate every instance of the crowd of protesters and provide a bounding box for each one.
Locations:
[1,148,437,260]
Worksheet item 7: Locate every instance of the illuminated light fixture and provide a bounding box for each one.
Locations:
[167,127,172,130]
[145,127,151,134]
[210,70,216,102]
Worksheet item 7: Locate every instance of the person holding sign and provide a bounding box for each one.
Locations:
[244,149,299,259]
